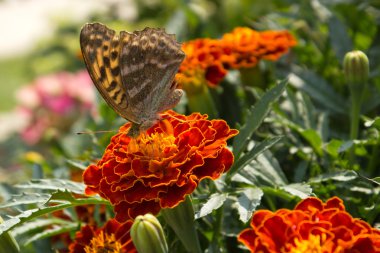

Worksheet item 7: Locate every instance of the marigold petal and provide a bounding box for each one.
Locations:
[193,148,234,179]
[238,229,259,251]
[325,196,345,210]
[295,197,324,213]
[160,176,198,208]
[84,111,238,222]
[114,200,161,222]
[238,197,380,253]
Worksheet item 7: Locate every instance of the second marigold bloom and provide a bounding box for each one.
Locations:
[238,197,380,253]
[83,110,238,222]
[69,219,136,253]
[177,27,296,89]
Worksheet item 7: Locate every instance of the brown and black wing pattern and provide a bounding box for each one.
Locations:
[80,23,139,123]
[119,28,185,121]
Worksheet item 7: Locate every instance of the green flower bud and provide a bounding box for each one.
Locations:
[131,213,168,253]
[0,217,20,253]
[343,50,369,85]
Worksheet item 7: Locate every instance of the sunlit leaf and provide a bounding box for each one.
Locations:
[0,193,51,208]
[228,136,283,179]
[195,193,227,219]
[235,188,263,223]
[233,151,288,187]
[309,171,358,183]
[16,179,85,195]
[0,191,108,235]
[280,183,313,199]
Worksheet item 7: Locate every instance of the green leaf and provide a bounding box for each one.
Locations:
[232,151,288,187]
[363,116,380,129]
[233,79,288,158]
[195,193,227,219]
[0,229,19,253]
[369,177,380,186]
[309,170,358,183]
[0,191,108,235]
[0,193,51,208]
[236,188,263,223]
[280,183,312,199]
[16,179,85,195]
[65,159,88,170]
[328,15,353,63]
[300,129,323,156]
[228,136,283,179]
[324,139,353,157]
[325,139,343,158]
[12,218,69,237]
[24,222,78,246]
[288,66,348,114]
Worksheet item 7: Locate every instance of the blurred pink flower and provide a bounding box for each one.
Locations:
[15,70,96,145]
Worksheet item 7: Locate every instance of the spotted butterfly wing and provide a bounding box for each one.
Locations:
[118,28,185,126]
[80,23,139,123]
[80,23,185,136]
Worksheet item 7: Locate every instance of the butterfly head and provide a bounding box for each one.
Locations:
[127,115,161,138]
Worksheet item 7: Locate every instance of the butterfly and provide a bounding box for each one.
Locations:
[80,23,185,137]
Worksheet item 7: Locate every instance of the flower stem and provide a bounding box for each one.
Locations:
[348,85,363,165]
[161,196,202,253]
[187,85,218,119]
[210,206,224,252]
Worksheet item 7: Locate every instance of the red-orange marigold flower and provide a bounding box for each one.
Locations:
[222,27,297,68]
[238,197,380,253]
[178,38,229,88]
[83,110,238,222]
[69,219,136,253]
[177,27,296,89]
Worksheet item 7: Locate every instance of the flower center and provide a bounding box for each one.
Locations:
[285,234,342,253]
[84,231,122,253]
[128,132,176,160]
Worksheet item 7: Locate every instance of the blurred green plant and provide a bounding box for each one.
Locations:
[0,0,380,252]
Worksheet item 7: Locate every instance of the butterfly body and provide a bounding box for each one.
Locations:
[80,23,185,137]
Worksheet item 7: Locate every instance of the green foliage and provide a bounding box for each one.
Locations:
[232,79,288,159]
[1,0,380,252]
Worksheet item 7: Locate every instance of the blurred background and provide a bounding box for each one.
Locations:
[1,0,301,174]
[0,0,379,181]
[1,1,380,252]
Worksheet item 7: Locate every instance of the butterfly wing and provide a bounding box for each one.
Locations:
[80,23,140,123]
[119,28,185,121]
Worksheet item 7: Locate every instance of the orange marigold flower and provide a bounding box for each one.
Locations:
[177,27,296,88]
[69,219,136,253]
[238,197,380,253]
[222,27,297,68]
[179,38,229,88]
[83,110,238,222]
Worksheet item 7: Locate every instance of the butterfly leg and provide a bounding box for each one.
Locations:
[158,89,184,112]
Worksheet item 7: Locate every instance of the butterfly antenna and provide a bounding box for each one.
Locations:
[76,130,117,135]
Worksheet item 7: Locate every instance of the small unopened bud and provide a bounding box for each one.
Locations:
[131,213,168,253]
[343,50,369,85]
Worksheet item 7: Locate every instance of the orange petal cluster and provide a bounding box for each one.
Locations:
[176,27,296,88]
[83,110,238,222]
[68,219,136,253]
[238,197,380,253]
